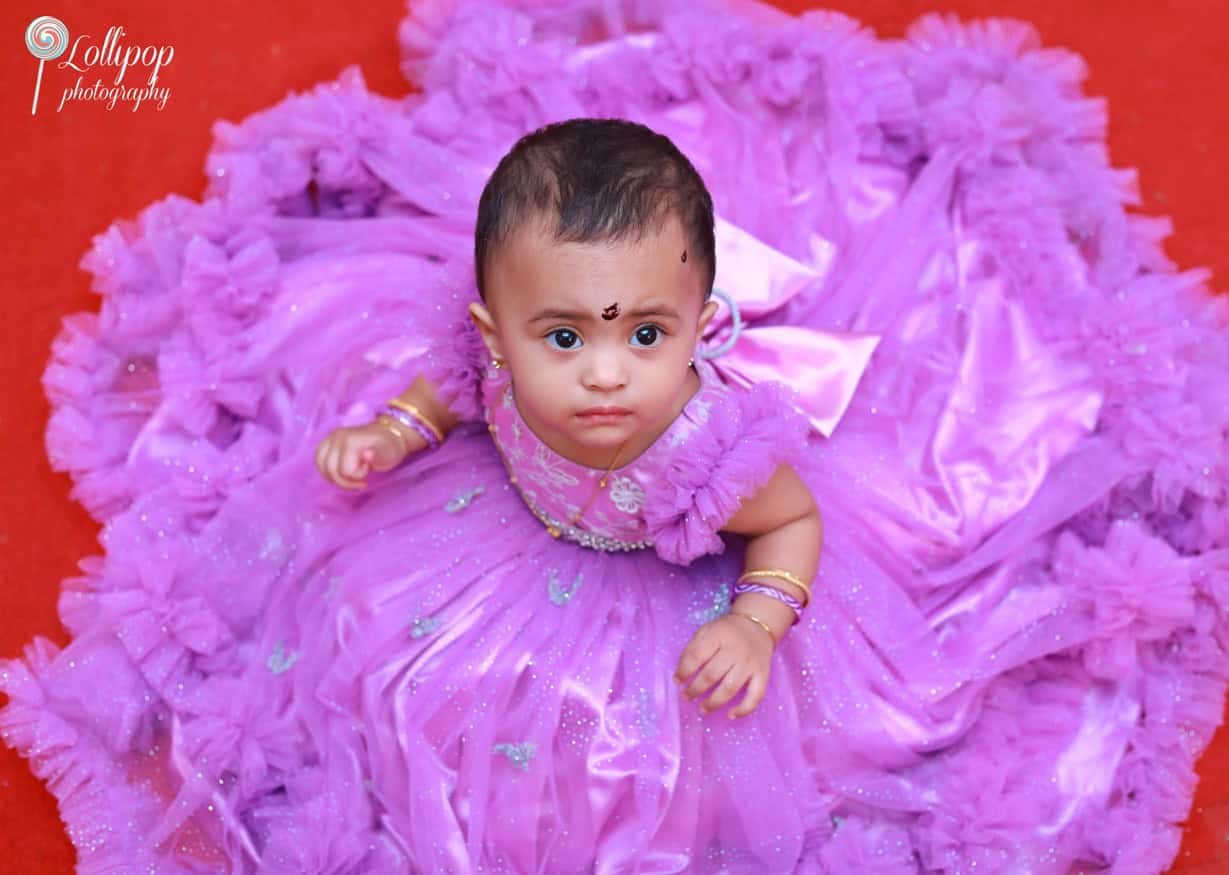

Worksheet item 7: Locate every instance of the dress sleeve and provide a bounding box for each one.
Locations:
[411,288,489,423]
[644,380,813,565]
[357,282,489,425]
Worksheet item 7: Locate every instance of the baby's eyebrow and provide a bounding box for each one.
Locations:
[528,305,681,324]
[626,306,681,321]
[528,308,592,324]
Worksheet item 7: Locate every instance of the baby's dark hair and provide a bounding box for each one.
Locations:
[474,118,715,300]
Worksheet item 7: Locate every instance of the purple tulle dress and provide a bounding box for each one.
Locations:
[4,1,1229,873]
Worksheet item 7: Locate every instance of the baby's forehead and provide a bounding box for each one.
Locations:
[494,240,700,308]
[482,209,704,313]
[500,211,689,268]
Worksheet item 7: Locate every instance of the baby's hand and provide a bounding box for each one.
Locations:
[314,421,424,490]
[672,612,775,720]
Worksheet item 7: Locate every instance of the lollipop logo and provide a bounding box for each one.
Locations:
[25,15,69,115]
[22,16,175,115]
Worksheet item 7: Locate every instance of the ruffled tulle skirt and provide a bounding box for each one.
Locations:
[4,1,1228,873]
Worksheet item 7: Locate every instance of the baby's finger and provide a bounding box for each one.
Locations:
[340,444,368,480]
[673,633,719,687]
[727,673,767,720]
[368,439,404,472]
[321,441,339,481]
[699,669,747,714]
[683,653,736,702]
[313,437,330,476]
[340,448,372,489]
[327,443,364,490]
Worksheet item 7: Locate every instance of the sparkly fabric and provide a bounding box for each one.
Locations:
[3,1,1229,873]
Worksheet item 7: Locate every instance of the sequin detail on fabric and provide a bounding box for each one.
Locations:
[546,569,584,605]
[493,741,536,772]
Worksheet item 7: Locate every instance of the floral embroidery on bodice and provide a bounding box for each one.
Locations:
[482,361,724,552]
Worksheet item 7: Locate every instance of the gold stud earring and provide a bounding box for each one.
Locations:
[688,357,695,367]
[491,357,505,370]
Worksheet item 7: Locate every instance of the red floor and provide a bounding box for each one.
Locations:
[1,1,1225,871]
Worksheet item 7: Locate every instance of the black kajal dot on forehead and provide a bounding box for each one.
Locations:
[681,249,687,262]
[602,302,620,320]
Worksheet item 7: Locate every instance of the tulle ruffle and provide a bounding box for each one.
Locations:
[647,381,813,565]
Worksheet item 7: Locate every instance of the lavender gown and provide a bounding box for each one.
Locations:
[5,1,1229,873]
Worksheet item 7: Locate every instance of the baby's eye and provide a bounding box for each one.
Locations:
[546,328,583,350]
[629,324,665,348]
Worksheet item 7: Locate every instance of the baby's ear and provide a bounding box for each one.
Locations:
[696,297,720,336]
[468,301,504,360]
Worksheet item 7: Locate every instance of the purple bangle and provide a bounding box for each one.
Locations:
[377,404,440,448]
[731,581,803,625]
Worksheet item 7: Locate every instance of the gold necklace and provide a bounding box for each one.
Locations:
[488,416,631,539]
[557,439,629,535]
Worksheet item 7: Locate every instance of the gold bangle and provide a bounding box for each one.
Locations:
[736,569,813,606]
[729,611,777,645]
[375,414,416,451]
[386,398,444,444]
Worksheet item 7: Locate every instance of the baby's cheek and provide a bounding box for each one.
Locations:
[519,382,568,421]
[642,369,691,418]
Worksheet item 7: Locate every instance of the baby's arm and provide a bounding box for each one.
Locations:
[673,464,822,719]
[721,463,823,642]
[315,375,459,490]
[388,375,462,439]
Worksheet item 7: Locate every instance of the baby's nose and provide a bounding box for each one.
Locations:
[583,355,629,391]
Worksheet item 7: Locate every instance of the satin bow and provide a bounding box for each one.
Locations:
[698,217,880,438]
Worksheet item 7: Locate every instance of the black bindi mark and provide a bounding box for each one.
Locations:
[681,249,688,263]
[601,302,620,321]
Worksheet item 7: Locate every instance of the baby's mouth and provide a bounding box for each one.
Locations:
[575,407,633,424]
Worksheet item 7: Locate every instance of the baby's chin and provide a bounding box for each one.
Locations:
[563,417,640,450]
[565,422,634,446]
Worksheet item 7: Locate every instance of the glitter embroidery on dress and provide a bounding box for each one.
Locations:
[445,486,485,513]
[493,741,536,772]
[547,568,584,605]
[266,640,300,674]
[408,615,442,638]
[527,442,581,490]
[608,476,645,514]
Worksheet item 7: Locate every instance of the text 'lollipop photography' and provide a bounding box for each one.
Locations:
[24,16,174,114]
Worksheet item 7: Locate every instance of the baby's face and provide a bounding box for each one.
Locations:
[470,215,717,466]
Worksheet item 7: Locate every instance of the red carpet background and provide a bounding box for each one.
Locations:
[1,1,1225,871]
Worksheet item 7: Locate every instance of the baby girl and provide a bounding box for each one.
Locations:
[313,117,823,720]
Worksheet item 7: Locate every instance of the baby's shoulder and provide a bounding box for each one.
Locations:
[644,379,812,565]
